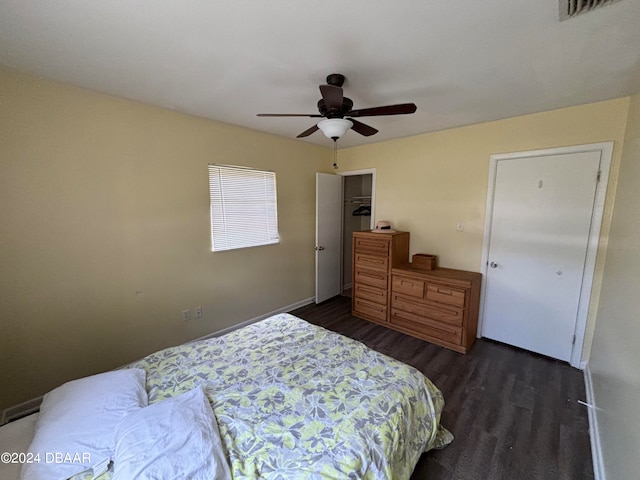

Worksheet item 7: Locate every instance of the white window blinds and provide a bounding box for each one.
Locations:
[208,164,279,252]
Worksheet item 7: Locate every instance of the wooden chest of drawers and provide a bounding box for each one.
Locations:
[351,231,410,324]
[389,266,482,354]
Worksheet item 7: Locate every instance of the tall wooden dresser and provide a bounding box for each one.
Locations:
[351,230,410,324]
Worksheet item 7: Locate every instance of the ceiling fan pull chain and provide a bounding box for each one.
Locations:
[332,139,338,170]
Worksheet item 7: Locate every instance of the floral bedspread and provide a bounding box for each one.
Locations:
[95,313,452,479]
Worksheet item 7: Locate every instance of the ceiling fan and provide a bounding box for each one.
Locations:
[257,73,417,140]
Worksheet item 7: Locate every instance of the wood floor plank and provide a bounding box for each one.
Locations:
[291,295,594,480]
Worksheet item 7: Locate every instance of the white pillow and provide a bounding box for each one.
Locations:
[113,386,231,480]
[21,368,147,480]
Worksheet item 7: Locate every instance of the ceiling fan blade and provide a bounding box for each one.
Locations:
[296,124,319,138]
[349,119,378,137]
[257,113,323,117]
[319,84,343,111]
[347,103,417,118]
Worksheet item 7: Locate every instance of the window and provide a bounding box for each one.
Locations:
[208,164,279,252]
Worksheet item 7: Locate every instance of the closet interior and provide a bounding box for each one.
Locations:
[342,174,373,295]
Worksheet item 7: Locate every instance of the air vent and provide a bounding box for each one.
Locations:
[560,0,622,21]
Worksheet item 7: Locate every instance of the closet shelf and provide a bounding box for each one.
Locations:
[346,195,372,206]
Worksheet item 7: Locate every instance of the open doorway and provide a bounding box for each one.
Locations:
[339,170,374,297]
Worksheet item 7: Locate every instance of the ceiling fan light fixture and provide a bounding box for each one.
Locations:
[318,118,353,140]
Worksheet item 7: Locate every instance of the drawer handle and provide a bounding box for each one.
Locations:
[401,280,414,287]
[362,272,384,280]
[359,287,383,297]
[363,258,384,265]
[360,301,383,312]
[360,241,383,248]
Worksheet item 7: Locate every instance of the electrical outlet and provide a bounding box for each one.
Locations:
[182,309,190,321]
[456,222,465,232]
[194,306,202,319]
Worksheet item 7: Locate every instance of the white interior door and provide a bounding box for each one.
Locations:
[315,173,343,303]
[482,151,601,362]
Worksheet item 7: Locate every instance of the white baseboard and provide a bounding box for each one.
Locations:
[191,296,315,343]
[583,363,606,480]
[1,395,42,425]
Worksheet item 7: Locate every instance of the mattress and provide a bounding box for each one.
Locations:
[130,313,452,478]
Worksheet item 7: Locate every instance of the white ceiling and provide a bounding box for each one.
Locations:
[1,0,639,148]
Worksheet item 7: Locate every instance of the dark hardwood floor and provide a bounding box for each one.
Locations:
[290,295,594,480]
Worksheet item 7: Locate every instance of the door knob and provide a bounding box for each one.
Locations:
[490,262,498,268]
[315,246,325,251]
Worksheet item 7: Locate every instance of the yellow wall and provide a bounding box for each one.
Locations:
[589,93,640,480]
[337,98,630,362]
[0,69,331,410]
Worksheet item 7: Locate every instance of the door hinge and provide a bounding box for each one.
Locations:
[596,171,601,183]
[572,334,576,345]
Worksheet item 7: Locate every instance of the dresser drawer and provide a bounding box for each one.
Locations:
[390,308,462,345]
[354,236,390,255]
[355,268,388,289]
[392,275,425,298]
[354,283,388,305]
[355,252,389,272]
[391,293,464,327]
[354,297,387,322]
[426,283,466,307]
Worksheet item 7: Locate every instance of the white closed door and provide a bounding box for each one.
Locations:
[482,151,601,361]
[315,173,343,303]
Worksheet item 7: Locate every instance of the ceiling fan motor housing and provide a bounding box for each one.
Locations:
[317,97,353,118]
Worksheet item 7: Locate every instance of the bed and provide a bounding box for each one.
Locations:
[8,313,452,479]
